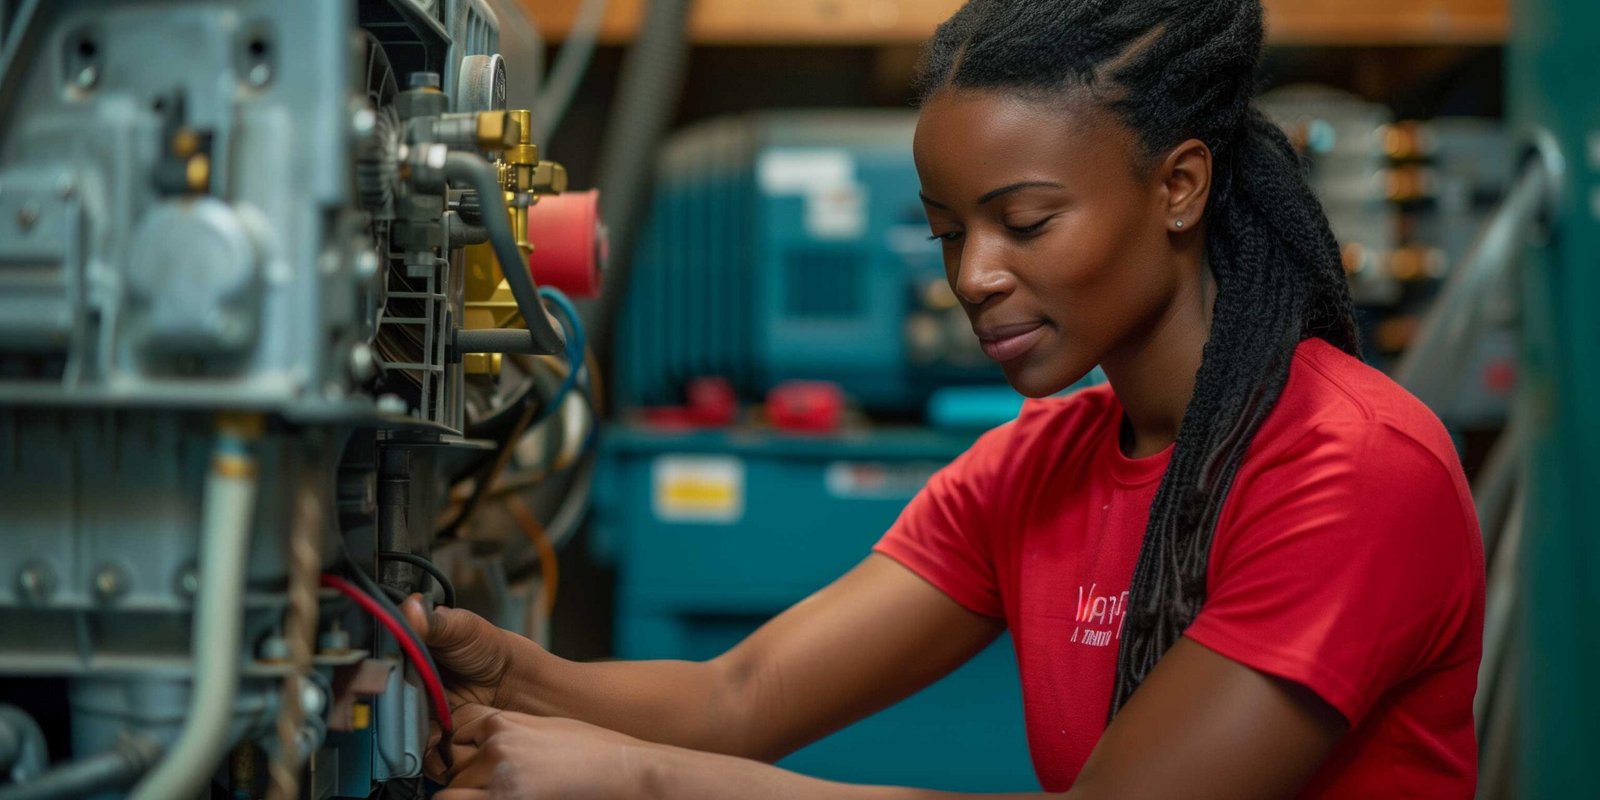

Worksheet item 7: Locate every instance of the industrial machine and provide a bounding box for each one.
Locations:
[0,1,605,798]
[618,111,1004,415]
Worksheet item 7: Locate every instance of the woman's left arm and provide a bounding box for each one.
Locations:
[435,639,1344,800]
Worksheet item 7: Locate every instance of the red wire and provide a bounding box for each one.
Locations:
[320,573,454,734]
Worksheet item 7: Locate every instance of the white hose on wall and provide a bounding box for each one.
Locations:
[130,418,261,800]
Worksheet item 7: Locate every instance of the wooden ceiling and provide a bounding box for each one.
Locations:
[518,0,1508,47]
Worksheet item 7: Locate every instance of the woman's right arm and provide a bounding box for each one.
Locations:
[405,553,1003,762]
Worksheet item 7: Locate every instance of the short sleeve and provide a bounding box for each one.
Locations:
[872,421,1017,620]
[1183,421,1483,727]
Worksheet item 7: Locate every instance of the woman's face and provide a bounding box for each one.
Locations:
[913,89,1190,397]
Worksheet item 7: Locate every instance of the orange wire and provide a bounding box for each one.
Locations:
[506,495,560,615]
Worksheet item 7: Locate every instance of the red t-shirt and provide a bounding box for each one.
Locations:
[875,338,1484,796]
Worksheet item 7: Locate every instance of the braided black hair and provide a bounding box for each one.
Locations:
[920,0,1360,719]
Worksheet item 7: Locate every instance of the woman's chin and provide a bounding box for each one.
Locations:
[1001,358,1093,399]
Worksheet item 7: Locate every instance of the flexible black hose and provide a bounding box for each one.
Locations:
[0,737,159,800]
[456,328,547,355]
[590,0,695,381]
[441,153,566,355]
[377,551,458,607]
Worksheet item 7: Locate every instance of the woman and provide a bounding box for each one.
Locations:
[410,0,1484,796]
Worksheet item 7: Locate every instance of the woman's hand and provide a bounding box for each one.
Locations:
[401,595,540,711]
[426,705,658,799]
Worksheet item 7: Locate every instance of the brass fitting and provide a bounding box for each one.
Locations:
[530,161,568,194]
[475,111,518,151]
[505,109,538,168]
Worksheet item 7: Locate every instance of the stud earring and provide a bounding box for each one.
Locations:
[1173,219,1185,229]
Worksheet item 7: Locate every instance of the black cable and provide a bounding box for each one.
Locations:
[377,551,457,607]
[336,548,440,691]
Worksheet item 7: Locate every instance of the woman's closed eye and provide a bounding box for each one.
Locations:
[1003,215,1056,236]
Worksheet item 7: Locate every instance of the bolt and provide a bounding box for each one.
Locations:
[300,679,326,716]
[92,564,128,603]
[258,635,290,662]
[15,562,57,605]
[376,394,407,415]
[350,106,377,139]
[353,249,380,281]
[74,65,97,89]
[16,201,39,232]
[319,623,351,653]
[56,174,77,200]
[247,63,271,88]
[175,564,199,597]
[348,343,377,382]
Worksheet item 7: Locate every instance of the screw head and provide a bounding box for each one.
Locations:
[300,679,326,716]
[15,562,57,605]
[348,343,377,382]
[376,394,407,415]
[318,624,352,653]
[92,564,129,603]
[258,635,290,662]
[350,106,377,139]
[56,174,77,200]
[354,249,380,281]
[74,65,97,89]
[175,564,199,597]
[16,201,40,232]
[247,63,271,88]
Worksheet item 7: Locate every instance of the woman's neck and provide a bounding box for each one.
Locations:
[1100,261,1215,459]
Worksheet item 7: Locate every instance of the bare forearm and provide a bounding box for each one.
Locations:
[500,645,753,756]
[645,744,1054,800]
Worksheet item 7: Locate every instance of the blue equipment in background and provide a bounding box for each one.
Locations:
[616,111,1002,414]
[595,111,1044,790]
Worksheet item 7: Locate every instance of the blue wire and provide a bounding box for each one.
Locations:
[532,286,585,425]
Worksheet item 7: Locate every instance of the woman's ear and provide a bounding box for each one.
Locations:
[1161,138,1212,231]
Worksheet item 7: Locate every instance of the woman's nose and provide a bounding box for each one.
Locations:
[953,242,1016,307]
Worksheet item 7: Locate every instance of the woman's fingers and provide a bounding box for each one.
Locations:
[433,790,488,800]
[453,705,511,746]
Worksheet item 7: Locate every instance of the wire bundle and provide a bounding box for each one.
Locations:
[319,572,455,770]
[440,286,590,539]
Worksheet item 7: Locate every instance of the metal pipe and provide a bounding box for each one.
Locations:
[442,153,566,356]
[591,0,695,372]
[129,418,261,800]
[0,706,46,783]
[1394,161,1551,407]
[0,736,159,800]
[533,0,611,145]
[1476,487,1525,728]
[455,327,548,355]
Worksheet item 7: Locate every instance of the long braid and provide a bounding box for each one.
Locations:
[919,0,1359,719]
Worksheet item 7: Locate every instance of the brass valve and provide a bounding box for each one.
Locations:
[530,161,568,195]
[475,111,518,151]
[463,108,570,376]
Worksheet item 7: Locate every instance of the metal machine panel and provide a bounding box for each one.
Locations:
[1508,0,1600,793]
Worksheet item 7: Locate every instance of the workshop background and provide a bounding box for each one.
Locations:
[525,0,1594,796]
[0,0,1592,798]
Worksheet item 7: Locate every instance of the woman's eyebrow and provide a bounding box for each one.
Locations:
[977,180,1066,205]
[918,191,949,210]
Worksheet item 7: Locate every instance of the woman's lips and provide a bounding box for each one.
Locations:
[976,321,1048,363]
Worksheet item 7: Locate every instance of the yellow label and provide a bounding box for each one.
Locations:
[652,456,744,523]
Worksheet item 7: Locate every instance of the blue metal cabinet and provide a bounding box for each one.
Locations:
[591,425,1038,791]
